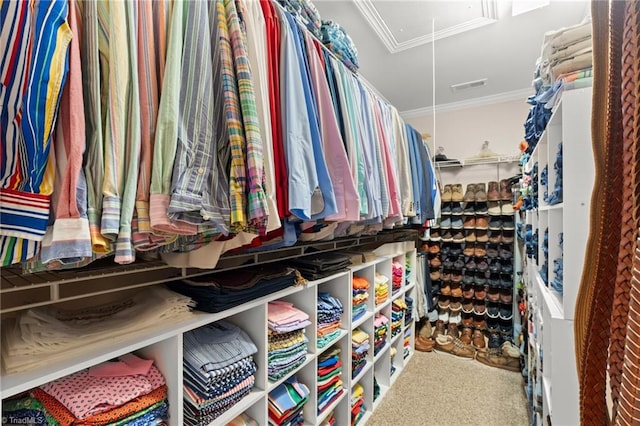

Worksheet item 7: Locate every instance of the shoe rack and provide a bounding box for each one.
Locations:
[419,180,518,354]
[519,87,593,426]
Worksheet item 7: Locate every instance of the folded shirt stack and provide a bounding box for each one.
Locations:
[288,252,352,281]
[352,277,370,322]
[5,354,170,426]
[373,314,389,356]
[183,321,258,425]
[404,296,414,326]
[404,328,412,359]
[374,272,389,306]
[320,20,359,72]
[320,410,336,426]
[350,383,366,426]
[391,299,407,338]
[539,19,592,87]
[169,265,303,313]
[392,261,404,295]
[390,347,398,376]
[317,292,344,349]
[1,287,192,374]
[351,328,370,379]
[317,347,344,415]
[268,376,310,426]
[268,301,311,381]
[405,258,412,287]
[373,376,380,402]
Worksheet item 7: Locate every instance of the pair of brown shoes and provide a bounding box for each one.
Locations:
[463,183,487,202]
[434,334,476,359]
[476,348,521,372]
[442,184,464,202]
[487,180,513,201]
[415,321,435,352]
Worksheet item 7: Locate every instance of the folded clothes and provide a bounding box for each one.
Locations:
[2,287,191,374]
[39,358,165,420]
[318,329,342,348]
[32,386,167,426]
[352,276,370,290]
[169,267,302,313]
[287,252,352,280]
[268,377,309,425]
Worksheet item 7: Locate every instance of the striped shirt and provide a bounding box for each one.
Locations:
[226,0,268,233]
[167,0,230,236]
[131,0,170,251]
[241,0,281,232]
[99,1,142,264]
[304,31,359,222]
[76,0,110,254]
[0,0,72,265]
[390,107,414,217]
[149,0,198,236]
[326,54,367,218]
[39,0,93,264]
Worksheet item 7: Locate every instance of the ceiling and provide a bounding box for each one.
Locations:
[313,0,591,114]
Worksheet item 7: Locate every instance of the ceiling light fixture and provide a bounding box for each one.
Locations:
[450,78,488,91]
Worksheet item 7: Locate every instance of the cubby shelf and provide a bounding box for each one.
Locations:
[523,87,593,426]
[1,242,419,425]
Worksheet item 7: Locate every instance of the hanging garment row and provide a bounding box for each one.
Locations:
[0,0,438,269]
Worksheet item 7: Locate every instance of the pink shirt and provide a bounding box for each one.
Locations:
[268,300,309,325]
[39,355,165,420]
[305,34,359,222]
[40,0,92,263]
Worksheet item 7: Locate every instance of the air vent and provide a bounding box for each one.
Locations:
[450,78,488,92]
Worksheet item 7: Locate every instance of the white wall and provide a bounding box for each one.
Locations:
[402,98,531,190]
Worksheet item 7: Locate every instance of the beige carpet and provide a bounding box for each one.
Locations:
[367,351,529,426]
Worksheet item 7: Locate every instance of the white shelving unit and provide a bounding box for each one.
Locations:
[524,86,594,426]
[1,242,418,426]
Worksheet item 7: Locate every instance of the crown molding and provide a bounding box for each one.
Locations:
[354,0,499,54]
[400,88,532,118]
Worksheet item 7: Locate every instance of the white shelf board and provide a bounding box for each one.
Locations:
[307,270,350,288]
[351,361,372,387]
[349,258,386,272]
[403,348,415,362]
[403,317,415,329]
[373,343,390,362]
[352,310,373,330]
[391,290,405,303]
[372,384,389,411]
[374,299,391,313]
[268,354,315,391]
[208,389,264,425]
[539,203,563,211]
[390,365,403,385]
[435,155,520,169]
[403,282,416,293]
[534,269,564,319]
[390,330,403,346]
[543,375,553,415]
[357,410,373,426]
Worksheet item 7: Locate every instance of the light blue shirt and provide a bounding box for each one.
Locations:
[279,8,336,221]
[287,12,337,221]
[406,124,423,225]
